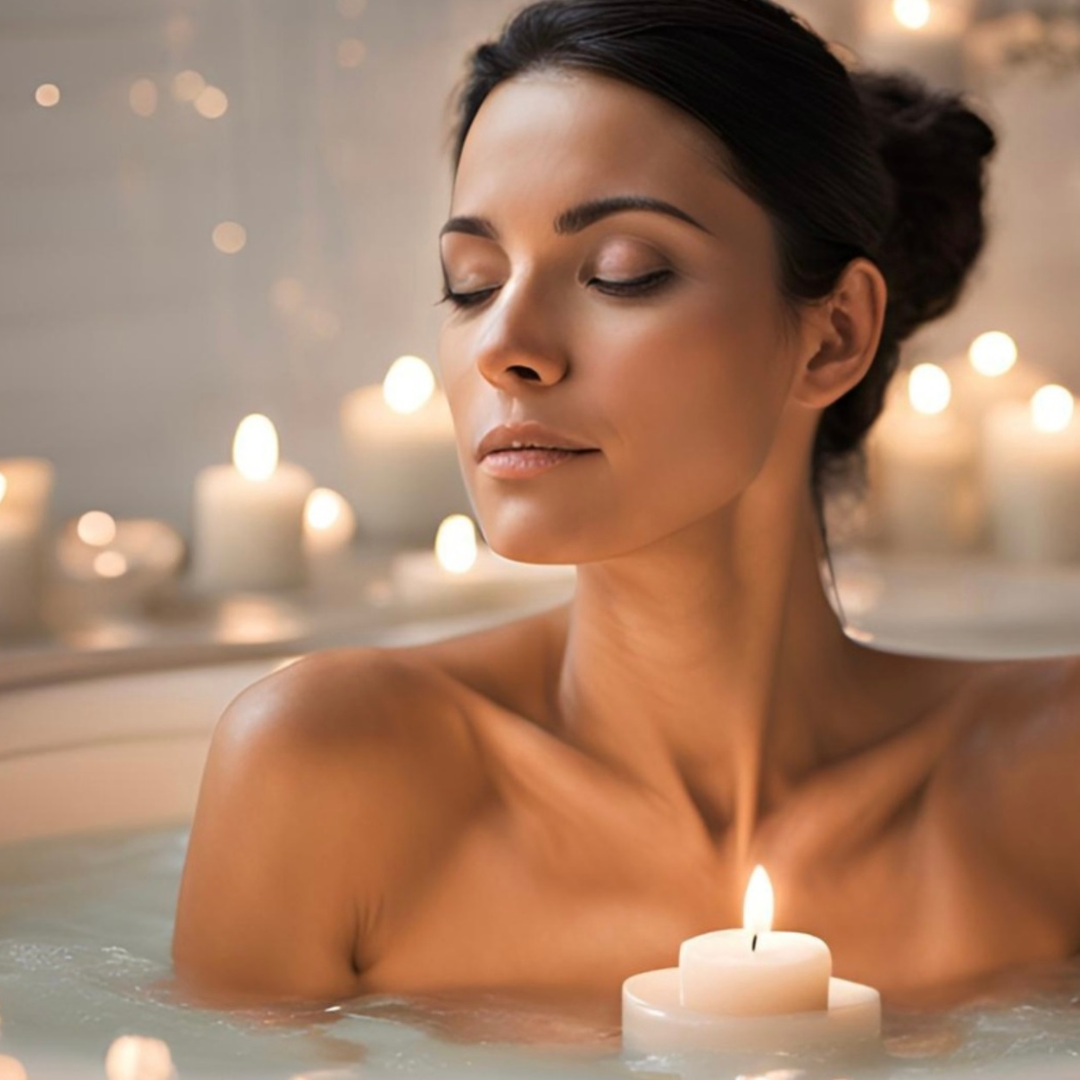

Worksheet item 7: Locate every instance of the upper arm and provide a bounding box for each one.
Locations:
[171,647,487,1006]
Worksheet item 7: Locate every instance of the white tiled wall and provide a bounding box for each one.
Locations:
[0,0,1077,535]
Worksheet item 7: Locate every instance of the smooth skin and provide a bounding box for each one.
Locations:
[171,71,1080,1025]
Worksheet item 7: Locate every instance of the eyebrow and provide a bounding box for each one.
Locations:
[438,194,714,241]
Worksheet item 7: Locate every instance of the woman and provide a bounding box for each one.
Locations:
[172,0,1080,1017]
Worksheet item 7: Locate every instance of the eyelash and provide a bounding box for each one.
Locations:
[437,269,674,310]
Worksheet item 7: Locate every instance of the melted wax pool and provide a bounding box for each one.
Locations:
[0,824,1078,1080]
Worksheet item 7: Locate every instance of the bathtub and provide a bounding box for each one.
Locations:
[2,573,1080,1080]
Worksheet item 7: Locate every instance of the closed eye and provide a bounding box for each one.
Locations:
[436,269,674,310]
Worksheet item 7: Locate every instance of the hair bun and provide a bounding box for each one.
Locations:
[850,68,997,343]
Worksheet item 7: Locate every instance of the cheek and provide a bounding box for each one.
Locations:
[585,290,788,510]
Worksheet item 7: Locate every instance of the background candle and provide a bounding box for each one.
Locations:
[866,364,982,553]
[0,472,46,637]
[193,414,314,592]
[981,385,1080,562]
[390,514,575,609]
[340,355,469,546]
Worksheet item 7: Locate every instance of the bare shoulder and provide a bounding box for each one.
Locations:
[927,654,1080,931]
[172,646,490,1006]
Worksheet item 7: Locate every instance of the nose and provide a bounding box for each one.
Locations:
[472,276,570,391]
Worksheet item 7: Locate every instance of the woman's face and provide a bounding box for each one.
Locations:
[438,70,804,564]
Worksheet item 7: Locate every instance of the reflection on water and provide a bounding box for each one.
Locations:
[0,823,1078,1080]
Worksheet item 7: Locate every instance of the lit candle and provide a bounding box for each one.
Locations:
[857,0,974,90]
[866,363,982,553]
[340,355,470,545]
[942,332,1052,430]
[192,414,314,591]
[389,513,575,609]
[303,487,357,556]
[622,866,880,1054]
[982,385,1080,563]
[0,470,47,638]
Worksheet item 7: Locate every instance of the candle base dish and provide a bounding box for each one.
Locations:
[622,968,880,1054]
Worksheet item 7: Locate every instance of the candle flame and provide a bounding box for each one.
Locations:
[77,510,117,547]
[104,1034,175,1080]
[969,331,1017,378]
[892,0,931,30]
[1030,384,1075,434]
[743,864,774,937]
[0,471,7,508]
[908,363,951,416]
[434,514,479,574]
[382,355,436,415]
[232,414,279,481]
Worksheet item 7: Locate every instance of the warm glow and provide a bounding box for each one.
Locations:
[194,85,229,119]
[969,331,1018,378]
[170,69,206,102]
[35,83,61,107]
[434,514,479,574]
[78,510,117,547]
[232,414,279,481]
[908,363,951,415]
[743,864,774,937]
[1030,384,1075,434]
[0,1055,29,1080]
[382,355,436,414]
[128,78,158,117]
[0,471,7,508]
[104,1034,175,1080]
[893,0,932,30]
[337,37,368,68]
[304,487,356,552]
[212,221,247,254]
[94,550,129,579]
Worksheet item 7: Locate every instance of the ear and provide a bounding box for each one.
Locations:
[791,258,888,410]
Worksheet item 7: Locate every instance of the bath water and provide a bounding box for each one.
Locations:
[0,823,1078,1080]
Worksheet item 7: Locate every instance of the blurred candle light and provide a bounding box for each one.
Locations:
[78,510,117,547]
[303,487,356,554]
[0,459,54,638]
[860,0,974,89]
[866,364,982,553]
[0,1055,29,1080]
[982,385,1080,563]
[340,355,469,545]
[35,83,60,107]
[170,69,205,102]
[194,85,228,119]
[893,0,932,30]
[193,414,314,592]
[390,513,574,608]
[212,221,246,254]
[128,78,158,117]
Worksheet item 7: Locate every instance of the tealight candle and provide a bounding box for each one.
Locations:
[981,385,1080,562]
[340,355,470,545]
[866,364,982,553]
[193,414,314,592]
[622,866,880,1055]
[389,514,575,609]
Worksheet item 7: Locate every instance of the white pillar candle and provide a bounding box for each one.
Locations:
[0,457,55,530]
[340,355,470,545]
[193,414,314,592]
[982,385,1080,563]
[622,866,880,1055]
[389,514,575,609]
[866,364,982,553]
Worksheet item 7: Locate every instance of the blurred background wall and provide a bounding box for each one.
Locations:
[1,0,1078,535]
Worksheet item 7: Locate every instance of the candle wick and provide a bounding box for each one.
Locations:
[751,933,758,952]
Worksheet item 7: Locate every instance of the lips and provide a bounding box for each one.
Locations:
[476,420,597,462]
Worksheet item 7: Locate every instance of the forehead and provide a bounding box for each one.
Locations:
[451,70,772,251]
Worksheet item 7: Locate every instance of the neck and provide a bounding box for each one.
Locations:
[552,477,869,867]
